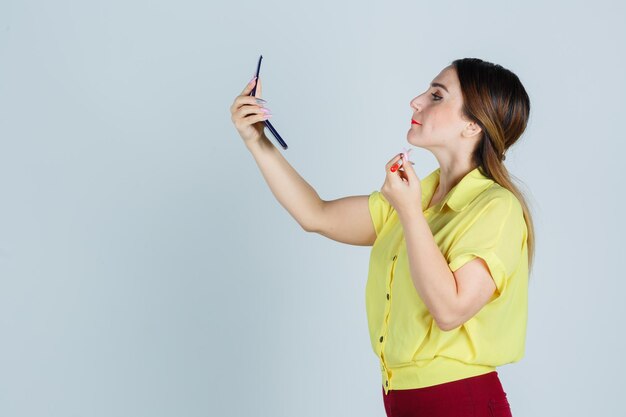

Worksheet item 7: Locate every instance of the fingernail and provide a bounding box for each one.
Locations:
[261,108,272,114]
[255,98,267,104]
[249,76,257,84]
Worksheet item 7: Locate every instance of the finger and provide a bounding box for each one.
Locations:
[385,166,405,186]
[230,96,267,114]
[385,153,405,171]
[232,107,273,128]
[230,95,267,113]
[385,161,406,185]
[240,76,258,96]
[402,156,416,175]
[401,159,420,184]
[235,103,272,120]
[235,110,273,128]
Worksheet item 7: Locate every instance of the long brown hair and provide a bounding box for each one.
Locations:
[451,58,536,275]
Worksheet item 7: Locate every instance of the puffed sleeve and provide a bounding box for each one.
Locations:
[447,195,527,295]
[368,190,393,237]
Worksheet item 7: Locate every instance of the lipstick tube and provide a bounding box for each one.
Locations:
[390,159,404,172]
[390,156,414,172]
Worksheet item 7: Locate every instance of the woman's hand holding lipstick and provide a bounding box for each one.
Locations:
[381,149,422,216]
[390,148,414,173]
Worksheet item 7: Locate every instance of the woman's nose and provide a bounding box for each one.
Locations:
[410,98,421,112]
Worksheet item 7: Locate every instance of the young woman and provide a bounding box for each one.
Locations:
[230,57,535,417]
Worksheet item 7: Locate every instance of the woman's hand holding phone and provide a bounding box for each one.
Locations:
[230,76,273,147]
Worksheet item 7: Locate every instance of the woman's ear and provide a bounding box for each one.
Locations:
[463,121,482,138]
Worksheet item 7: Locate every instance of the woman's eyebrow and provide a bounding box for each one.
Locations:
[431,82,449,93]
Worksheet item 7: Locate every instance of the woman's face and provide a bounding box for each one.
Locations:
[407,66,474,150]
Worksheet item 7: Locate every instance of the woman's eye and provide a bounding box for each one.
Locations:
[431,93,442,101]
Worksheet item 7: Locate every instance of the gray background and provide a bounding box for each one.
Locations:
[1,0,624,416]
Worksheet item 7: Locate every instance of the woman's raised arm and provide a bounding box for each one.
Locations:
[230,77,375,246]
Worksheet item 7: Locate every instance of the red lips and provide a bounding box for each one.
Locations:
[411,119,422,125]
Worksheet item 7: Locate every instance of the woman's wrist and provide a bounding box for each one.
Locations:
[245,133,272,153]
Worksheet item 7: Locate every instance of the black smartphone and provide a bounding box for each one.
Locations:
[249,55,288,150]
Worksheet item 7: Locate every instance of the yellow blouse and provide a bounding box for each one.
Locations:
[367,166,528,394]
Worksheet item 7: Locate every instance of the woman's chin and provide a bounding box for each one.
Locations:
[406,132,419,146]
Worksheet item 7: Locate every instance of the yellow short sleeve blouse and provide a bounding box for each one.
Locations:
[367,166,529,394]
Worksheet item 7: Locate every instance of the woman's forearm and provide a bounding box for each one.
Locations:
[245,134,323,231]
[398,211,459,329]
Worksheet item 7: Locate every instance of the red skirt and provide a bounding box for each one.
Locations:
[382,371,512,417]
